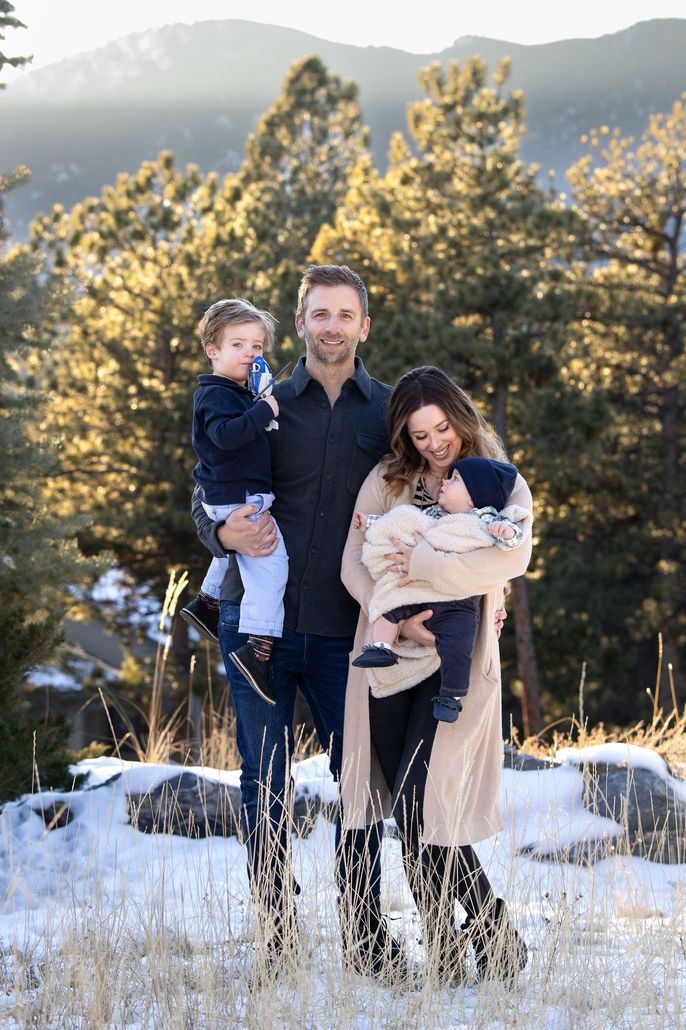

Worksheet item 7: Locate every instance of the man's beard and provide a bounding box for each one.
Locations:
[305,330,358,366]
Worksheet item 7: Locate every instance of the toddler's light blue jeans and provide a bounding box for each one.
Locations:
[201,492,288,637]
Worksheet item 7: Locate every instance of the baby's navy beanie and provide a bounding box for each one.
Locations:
[453,457,518,510]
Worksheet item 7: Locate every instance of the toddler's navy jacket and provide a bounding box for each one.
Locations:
[192,374,274,504]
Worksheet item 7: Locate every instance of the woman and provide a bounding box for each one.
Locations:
[339,366,531,986]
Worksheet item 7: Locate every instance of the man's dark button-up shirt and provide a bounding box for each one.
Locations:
[192,356,390,637]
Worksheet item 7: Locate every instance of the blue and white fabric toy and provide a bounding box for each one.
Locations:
[250,355,278,431]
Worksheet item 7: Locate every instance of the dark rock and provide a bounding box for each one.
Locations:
[128,773,243,838]
[522,827,686,866]
[292,791,339,839]
[86,772,122,791]
[519,837,620,865]
[124,757,686,864]
[579,762,686,836]
[127,774,340,840]
[639,829,686,864]
[519,761,686,865]
[503,745,560,771]
[31,801,74,829]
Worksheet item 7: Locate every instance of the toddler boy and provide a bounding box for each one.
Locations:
[180,298,288,705]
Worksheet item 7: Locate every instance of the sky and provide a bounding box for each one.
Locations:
[3,0,685,84]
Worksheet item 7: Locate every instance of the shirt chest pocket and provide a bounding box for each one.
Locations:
[346,432,387,496]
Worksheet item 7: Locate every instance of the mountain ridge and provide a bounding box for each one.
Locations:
[2,18,685,237]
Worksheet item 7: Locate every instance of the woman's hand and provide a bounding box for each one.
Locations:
[385,533,510,638]
[397,609,435,645]
[494,582,511,639]
[384,533,422,587]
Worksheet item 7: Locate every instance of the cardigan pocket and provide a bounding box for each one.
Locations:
[346,433,387,496]
[482,647,501,684]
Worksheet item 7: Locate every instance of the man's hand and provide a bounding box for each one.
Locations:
[397,609,435,646]
[216,505,278,557]
[494,582,512,639]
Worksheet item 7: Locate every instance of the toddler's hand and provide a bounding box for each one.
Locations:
[488,521,514,540]
[354,511,366,531]
[264,394,279,418]
[250,357,273,399]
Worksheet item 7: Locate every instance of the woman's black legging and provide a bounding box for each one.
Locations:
[368,670,495,921]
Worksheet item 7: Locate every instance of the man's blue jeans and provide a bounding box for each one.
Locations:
[218,600,383,927]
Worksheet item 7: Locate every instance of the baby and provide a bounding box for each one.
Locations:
[352,457,528,722]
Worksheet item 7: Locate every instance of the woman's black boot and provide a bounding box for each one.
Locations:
[410,844,468,987]
[337,827,417,987]
[425,922,469,988]
[462,897,528,987]
[338,894,409,982]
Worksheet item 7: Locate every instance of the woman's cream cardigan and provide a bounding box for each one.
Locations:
[339,464,533,846]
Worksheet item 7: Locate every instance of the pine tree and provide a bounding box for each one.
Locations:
[315,58,593,732]
[0,4,99,799]
[32,60,370,678]
[0,1,30,87]
[32,154,218,604]
[33,58,369,591]
[205,55,370,358]
[0,174,95,800]
[33,154,231,686]
[566,99,686,710]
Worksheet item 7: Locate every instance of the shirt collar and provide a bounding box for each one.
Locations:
[291,355,373,400]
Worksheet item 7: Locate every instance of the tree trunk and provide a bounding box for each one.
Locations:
[510,577,543,736]
[491,369,544,734]
[658,378,682,702]
[171,613,192,678]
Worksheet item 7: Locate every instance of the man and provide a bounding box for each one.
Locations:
[192,265,407,972]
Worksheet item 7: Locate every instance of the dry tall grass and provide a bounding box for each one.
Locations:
[519,650,686,780]
[3,591,684,1026]
[2,771,684,1029]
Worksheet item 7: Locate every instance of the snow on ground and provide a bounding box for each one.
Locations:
[25,666,84,693]
[71,567,168,645]
[1,746,685,1026]
[557,742,686,803]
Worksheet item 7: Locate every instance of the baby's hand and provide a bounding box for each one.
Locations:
[488,521,514,540]
[354,511,366,531]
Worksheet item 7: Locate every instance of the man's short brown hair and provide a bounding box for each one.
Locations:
[198,298,276,361]
[296,265,369,320]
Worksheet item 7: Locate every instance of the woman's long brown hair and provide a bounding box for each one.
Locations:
[382,366,507,496]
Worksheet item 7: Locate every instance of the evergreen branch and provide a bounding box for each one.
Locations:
[47,466,139,478]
